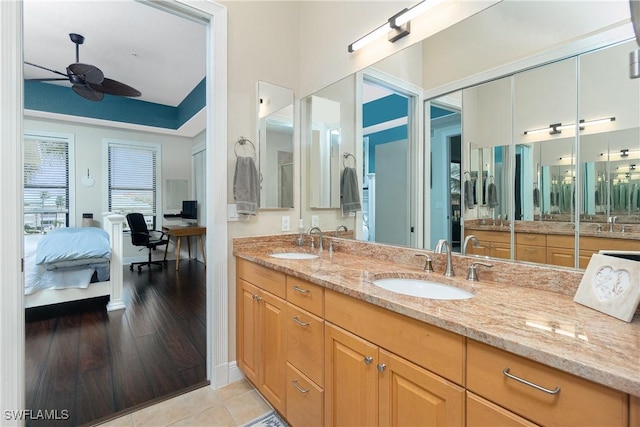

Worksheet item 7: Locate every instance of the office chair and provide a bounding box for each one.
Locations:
[126,213,169,272]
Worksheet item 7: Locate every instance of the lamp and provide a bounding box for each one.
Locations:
[348,0,444,53]
[523,117,615,135]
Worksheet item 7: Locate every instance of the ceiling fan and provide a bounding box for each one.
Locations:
[24,33,142,101]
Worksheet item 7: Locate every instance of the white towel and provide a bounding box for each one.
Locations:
[233,156,260,215]
[340,167,361,215]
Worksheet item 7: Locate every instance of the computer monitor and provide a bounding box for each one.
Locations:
[181,200,198,224]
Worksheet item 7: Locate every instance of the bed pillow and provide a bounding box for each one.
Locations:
[36,227,111,265]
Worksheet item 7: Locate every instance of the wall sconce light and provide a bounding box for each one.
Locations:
[600,149,640,157]
[348,0,445,53]
[523,117,615,135]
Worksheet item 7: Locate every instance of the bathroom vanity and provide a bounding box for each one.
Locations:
[234,235,639,427]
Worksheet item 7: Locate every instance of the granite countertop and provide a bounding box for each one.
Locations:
[233,237,640,397]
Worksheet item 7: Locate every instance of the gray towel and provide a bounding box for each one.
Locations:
[233,156,260,215]
[487,182,499,208]
[464,179,474,209]
[340,167,361,215]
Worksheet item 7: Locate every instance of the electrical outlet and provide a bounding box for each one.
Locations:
[281,215,290,232]
[311,215,319,228]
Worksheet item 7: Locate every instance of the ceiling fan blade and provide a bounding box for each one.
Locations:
[25,78,70,82]
[72,84,104,102]
[68,63,104,85]
[89,78,141,98]
[24,61,69,78]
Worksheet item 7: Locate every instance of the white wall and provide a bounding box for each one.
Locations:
[24,117,193,260]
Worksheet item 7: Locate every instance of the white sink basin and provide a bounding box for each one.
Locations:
[269,252,319,260]
[371,278,474,300]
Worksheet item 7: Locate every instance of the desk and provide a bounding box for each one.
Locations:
[162,225,206,271]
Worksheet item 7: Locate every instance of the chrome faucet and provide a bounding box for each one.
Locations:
[308,227,323,250]
[608,216,617,232]
[335,224,348,237]
[434,239,454,277]
[462,235,479,255]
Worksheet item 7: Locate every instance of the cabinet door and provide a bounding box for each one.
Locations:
[467,392,539,427]
[259,290,287,414]
[325,323,378,427]
[237,279,259,385]
[378,349,464,427]
[546,246,575,268]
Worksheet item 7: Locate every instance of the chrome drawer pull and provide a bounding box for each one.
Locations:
[503,368,561,395]
[292,380,309,394]
[292,316,310,327]
[292,285,310,294]
[364,356,374,365]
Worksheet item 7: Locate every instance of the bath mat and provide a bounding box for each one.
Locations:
[243,411,288,427]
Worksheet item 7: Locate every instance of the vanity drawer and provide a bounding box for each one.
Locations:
[467,340,628,427]
[286,303,324,386]
[237,259,285,298]
[473,230,510,244]
[515,233,546,247]
[325,289,464,385]
[286,362,323,427]
[467,392,539,427]
[515,245,546,264]
[286,276,324,317]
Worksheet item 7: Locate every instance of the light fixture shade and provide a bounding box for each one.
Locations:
[348,22,392,52]
[394,0,446,27]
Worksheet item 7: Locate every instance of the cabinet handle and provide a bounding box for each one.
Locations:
[364,356,374,365]
[292,316,310,327]
[503,368,561,395]
[292,380,310,394]
[524,248,536,254]
[251,294,262,301]
[377,363,386,372]
[255,295,263,302]
[292,285,310,294]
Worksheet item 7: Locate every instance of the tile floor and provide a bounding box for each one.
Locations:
[96,379,272,427]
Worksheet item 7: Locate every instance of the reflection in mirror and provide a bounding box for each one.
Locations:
[300,75,357,233]
[306,95,341,208]
[257,81,294,209]
[300,3,638,269]
[429,93,461,250]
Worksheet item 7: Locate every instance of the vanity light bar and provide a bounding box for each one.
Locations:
[523,117,615,135]
[600,149,640,157]
[348,0,444,53]
[348,22,392,53]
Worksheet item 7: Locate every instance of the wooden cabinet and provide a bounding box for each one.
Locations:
[465,229,511,260]
[515,233,546,264]
[286,363,324,427]
[631,395,640,427]
[325,323,464,427]
[378,348,464,427]
[467,392,539,427]
[467,340,628,427]
[237,260,287,414]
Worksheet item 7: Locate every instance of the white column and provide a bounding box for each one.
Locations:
[104,214,126,311]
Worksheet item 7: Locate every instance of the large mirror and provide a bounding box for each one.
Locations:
[258,81,294,209]
[299,1,639,270]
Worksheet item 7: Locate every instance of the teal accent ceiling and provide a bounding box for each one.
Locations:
[24,78,206,130]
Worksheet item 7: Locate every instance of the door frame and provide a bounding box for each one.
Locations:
[0,0,229,419]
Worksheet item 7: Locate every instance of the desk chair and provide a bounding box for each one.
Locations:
[126,213,169,272]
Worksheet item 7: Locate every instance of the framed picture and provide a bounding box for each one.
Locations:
[573,253,640,322]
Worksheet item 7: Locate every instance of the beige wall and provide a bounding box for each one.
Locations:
[223,0,634,364]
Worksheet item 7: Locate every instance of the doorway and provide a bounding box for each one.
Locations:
[1,0,229,420]
[361,75,419,247]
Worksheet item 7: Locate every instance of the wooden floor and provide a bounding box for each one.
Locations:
[24,259,207,427]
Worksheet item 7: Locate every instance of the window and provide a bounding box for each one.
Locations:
[23,133,74,234]
[107,140,161,229]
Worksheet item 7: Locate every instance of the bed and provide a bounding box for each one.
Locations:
[24,213,126,311]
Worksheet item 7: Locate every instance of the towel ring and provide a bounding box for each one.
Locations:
[343,153,356,168]
[234,137,256,159]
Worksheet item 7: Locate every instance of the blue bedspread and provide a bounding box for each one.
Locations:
[35,227,111,266]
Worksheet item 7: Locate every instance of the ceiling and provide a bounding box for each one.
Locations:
[23,0,206,108]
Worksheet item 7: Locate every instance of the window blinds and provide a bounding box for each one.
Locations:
[23,137,70,225]
[108,143,158,216]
